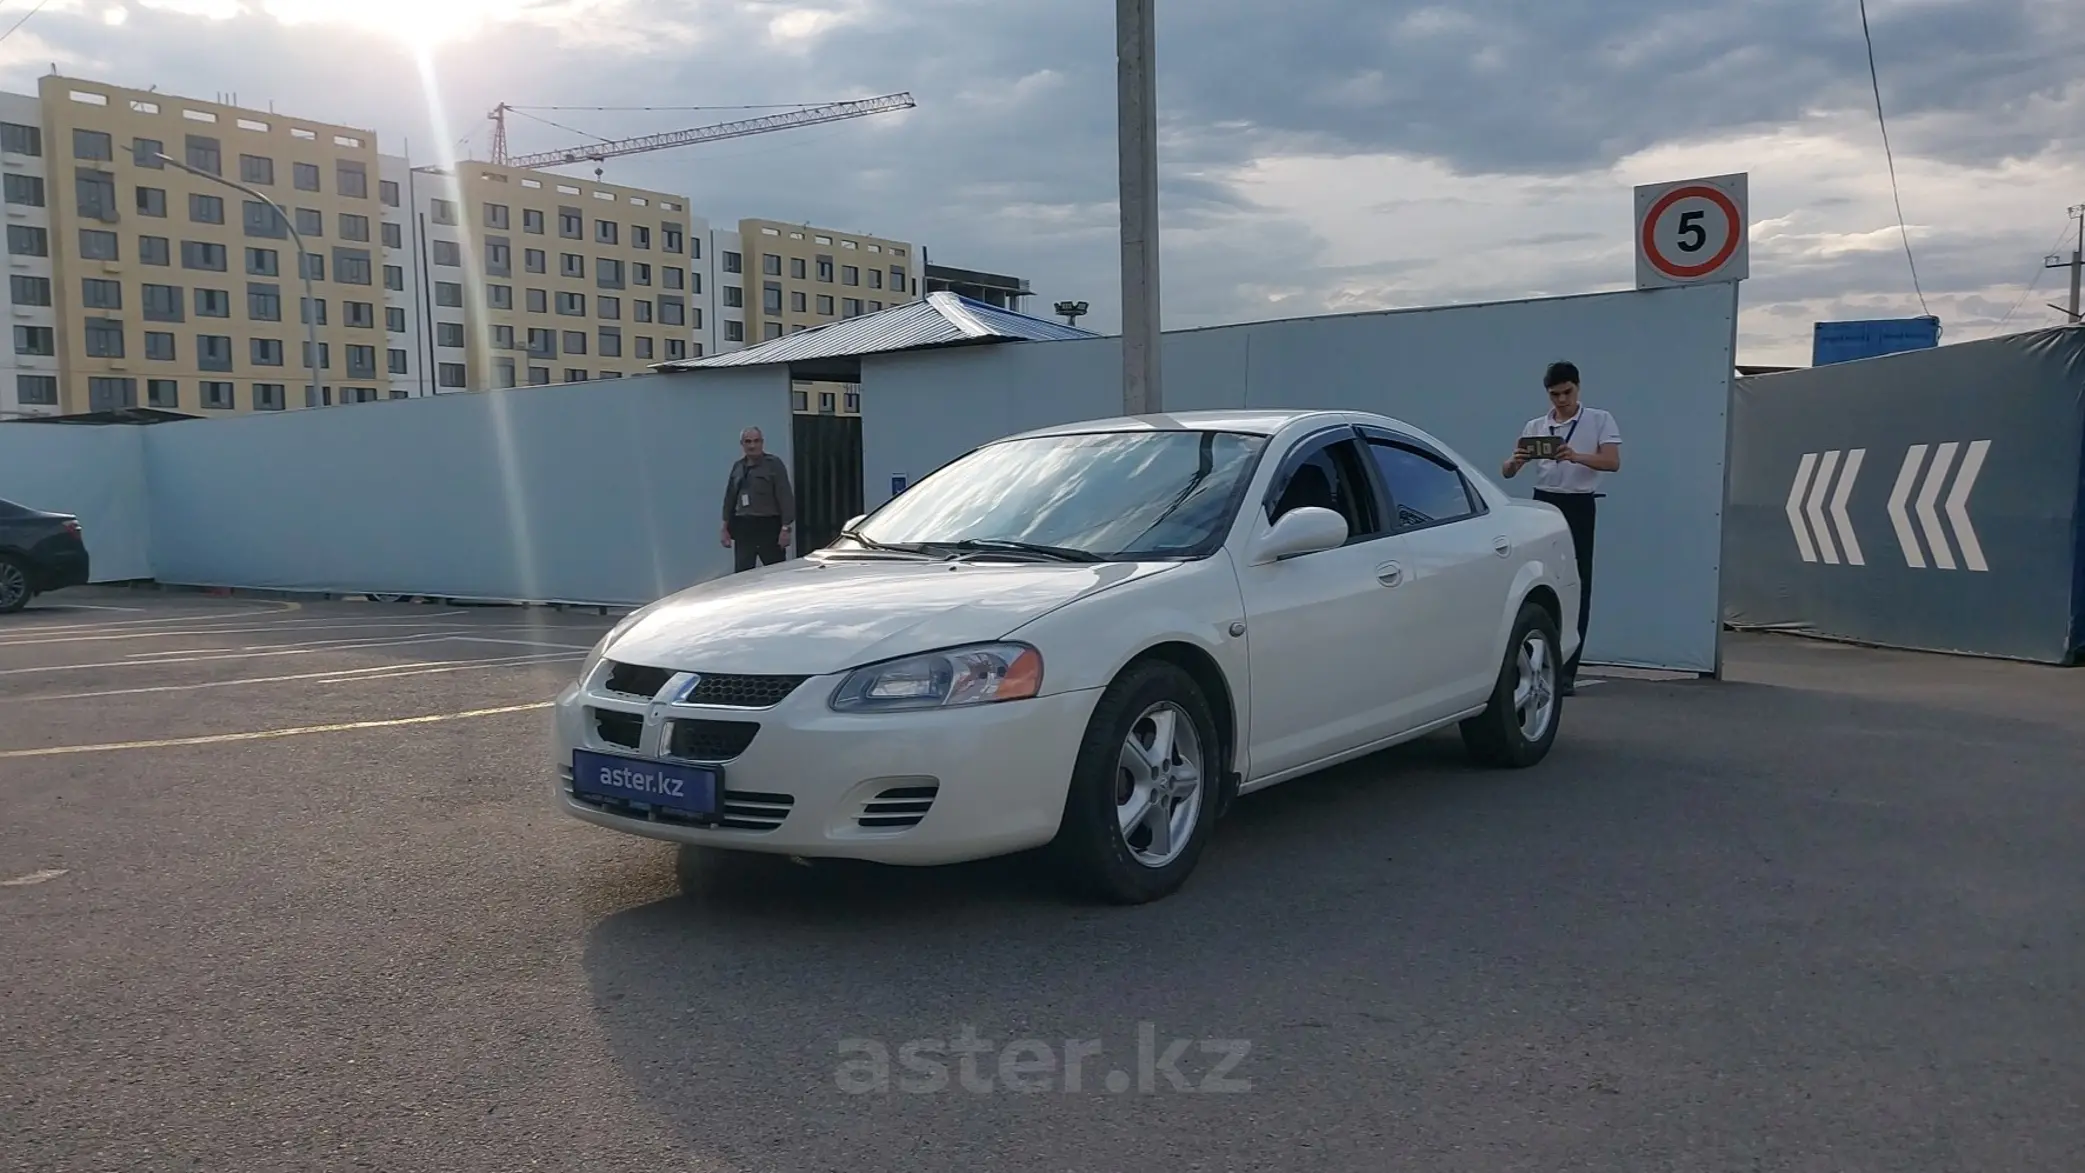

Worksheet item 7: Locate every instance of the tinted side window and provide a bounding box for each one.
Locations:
[1268,437,1382,541]
[1369,440,1478,529]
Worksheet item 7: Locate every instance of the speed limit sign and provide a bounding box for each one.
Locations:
[1634,172,1749,290]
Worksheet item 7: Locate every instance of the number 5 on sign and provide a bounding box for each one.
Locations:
[1634,172,1749,290]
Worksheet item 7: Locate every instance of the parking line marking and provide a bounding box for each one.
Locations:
[0,869,68,887]
[5,653,581,703]
[0,702,554,759]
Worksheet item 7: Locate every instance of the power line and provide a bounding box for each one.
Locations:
[0,0,53,47]
[1995,215,2080,328]
[1857,0,1929,317]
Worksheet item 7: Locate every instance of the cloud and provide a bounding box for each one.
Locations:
[1,0,2077,366]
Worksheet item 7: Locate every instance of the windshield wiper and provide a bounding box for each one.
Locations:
[837,529,930,555]
[942,539,1104,563]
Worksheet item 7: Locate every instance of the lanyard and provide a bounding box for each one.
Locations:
[1549,412,1581,450]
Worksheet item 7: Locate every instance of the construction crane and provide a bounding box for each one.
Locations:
[485,93,916,171]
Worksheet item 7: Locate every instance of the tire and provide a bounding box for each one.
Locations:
[1459,600,1564,768]
[0,555,31,614]
[366,593,407,603]
[1050,659,1224,905]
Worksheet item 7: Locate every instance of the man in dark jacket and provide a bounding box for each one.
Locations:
[720,427,795,572]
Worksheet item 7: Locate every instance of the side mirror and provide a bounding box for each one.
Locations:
[1249,506,1348,565]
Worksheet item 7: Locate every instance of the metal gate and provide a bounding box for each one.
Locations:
[791,412,863,555]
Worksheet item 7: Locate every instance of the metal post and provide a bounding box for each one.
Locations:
[155,154,322,408]
[2070,206,2082,323]
[1116,0,1162,415]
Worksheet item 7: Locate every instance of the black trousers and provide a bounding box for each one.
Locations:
[1533,489,1597,679]
[729,515,787,573]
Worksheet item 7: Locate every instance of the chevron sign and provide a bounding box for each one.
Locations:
[1886,441,1991,572]
[1784,442,1991,571]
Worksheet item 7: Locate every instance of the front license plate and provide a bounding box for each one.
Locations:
[572,749,722,817]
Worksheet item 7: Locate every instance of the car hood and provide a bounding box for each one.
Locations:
[602,555,1178,676]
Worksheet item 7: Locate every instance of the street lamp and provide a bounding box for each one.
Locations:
[153,153,323,410]
[1054,299,1089,328]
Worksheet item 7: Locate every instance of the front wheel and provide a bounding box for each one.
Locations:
[1051,661,1223,905]
[1459,600,1564,768]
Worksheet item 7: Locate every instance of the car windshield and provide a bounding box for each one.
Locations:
[852,429,1269,560]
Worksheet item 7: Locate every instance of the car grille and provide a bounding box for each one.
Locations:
[603,661,674,699]
[681,673,808,708]
[593,709,643,751]
[667,719,760,762]
[858,781,939,830]
[600,661,807,709]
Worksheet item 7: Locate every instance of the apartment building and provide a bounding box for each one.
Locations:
[11,74,399,417]
[0,73,935,420]
[406,161,717,389]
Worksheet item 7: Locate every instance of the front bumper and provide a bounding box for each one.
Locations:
[551,664,1103,866]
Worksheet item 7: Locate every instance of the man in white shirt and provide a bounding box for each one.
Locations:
[1501,361,1621,694]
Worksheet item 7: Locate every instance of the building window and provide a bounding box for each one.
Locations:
[597,258,622,289]
[79,278,121,310]
[380,179,400,207]
[299,252,324,281]
[491,324,514,350]
[816,256,835,282]
[9,275,49,305]
[762,282,781,313]
[136,186,167,217]
[791,290,807,313]
[13,325,54,355]
[556,291,585,316]
[816,294,834,315]
[1,122,41,157]
[595,219,617,245]
[239,154,274,185]
[435,282,463,308]
[432,239,461,267]
[243,199,286,238]
[561,252,584,278]
[843,298,862,317]
[722,285,743,308]
[528,366,550,385]
[487,284,512,310]
[186,193,224,224]
[522,208,544,234]
[724,320,743,342]
[201,381,234,410]
[563,368,587,383]
[7,225,46,256]
[525,247,546,274]
[842,265,859,286]
[494,357,516,388]
[527,328,555,358]
[437,322,464,348]
[72,128,113,161]
[197,334,233,371]
[185,134,221,175]
[597,295,619,320]
[663,267,685,291]
[665,339,687,360]
[382,221,403,249]
[664,225,685,254]
[631,225,650,250]
[344,300,375,329]
[88,377,137,410]
[869,269,883,290]
[526,288,548,313]
[428,198,456,225]
[438,362,465,388]
[635,336,653,360]
[16,374,57,405]
[633,299,653,323]
[764,322,783,340]
[339,213,370,242]
[294,207,322,237]
[2,173,42,206]
[143,284,184,322]
[247,283,281,321]
[193,288,230,317]
[334,248,373,285]
[658,295,685,326]
[388,348,408,374]
[486,240,511,276]
[762,253,782,276]
[181,240,227,271]
[386,306,406,333]
[632,262,651,287]
[598,327,621,358]
[562,330,586,355]
[384,264,404,291]
[721,250,740,273]
[294,162,320,192]
[147,378,179,408]
[558,208,582,239]
[77,171,118,221]
[484,202,509,229]
[347,344,377,378]
[83,318,124,358]
[140,236,171,266]
[251,338,284,366]
[131,136,162,168]
[302,340,330,370]
[145,332,176,361]
[300,297,328,326]
[336,160,368,199]
[246,246,278,276]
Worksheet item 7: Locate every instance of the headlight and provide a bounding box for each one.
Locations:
[829,643,1044,713]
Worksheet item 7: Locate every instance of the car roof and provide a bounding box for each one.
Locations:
[1004,408,1408,441]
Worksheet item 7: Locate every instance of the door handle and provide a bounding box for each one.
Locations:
[1493,536,1512,557]
[1376,561,1403,587]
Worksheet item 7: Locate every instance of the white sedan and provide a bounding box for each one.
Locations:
[553,409,1581,903]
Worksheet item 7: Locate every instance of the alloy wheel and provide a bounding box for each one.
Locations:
[1114,701,1205,868]
[1513,629,1557,742]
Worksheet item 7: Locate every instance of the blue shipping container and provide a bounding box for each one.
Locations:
[1812,317,1942,366]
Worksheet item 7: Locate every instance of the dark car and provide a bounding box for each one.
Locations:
[0,497,90,613]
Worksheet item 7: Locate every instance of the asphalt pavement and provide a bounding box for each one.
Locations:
[3,587,2081,1172]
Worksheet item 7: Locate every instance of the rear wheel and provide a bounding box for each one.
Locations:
[1459,600,1563,768]
[0,555,31,614]
[1051,660,1222,904]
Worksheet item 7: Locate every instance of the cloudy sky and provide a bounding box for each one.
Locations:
[3,0,2080,365]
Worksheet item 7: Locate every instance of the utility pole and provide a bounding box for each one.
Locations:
[1117,0,1162,414]
[2045,203,2084,324]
